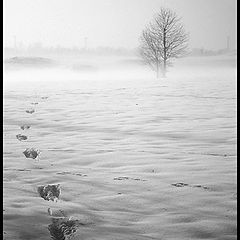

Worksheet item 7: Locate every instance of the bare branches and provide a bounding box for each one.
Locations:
[139,7,189,77]
[139,26,162,72]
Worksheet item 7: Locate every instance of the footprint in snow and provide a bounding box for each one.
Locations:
[171,182,210,190]
[26,109,35,114]
[38,184,61,202]
[16,134,28,141]
[23,148,40,159]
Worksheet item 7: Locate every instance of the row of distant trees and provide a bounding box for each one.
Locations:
[5,45,138,56]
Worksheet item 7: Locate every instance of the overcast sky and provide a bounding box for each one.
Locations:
[4,0,237,50]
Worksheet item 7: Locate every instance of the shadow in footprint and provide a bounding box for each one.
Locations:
[16,134,28,141]
[38,184,61,202]
[47,208,87,240]
[23,148,40,159]
[48,222,66,240]
[171,183,189,187]
[26,109,35,114]
[48,218,80,240]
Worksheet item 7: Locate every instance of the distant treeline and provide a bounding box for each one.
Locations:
[189,48,236,57]
[4,46,139,58]
[4,45,236,59]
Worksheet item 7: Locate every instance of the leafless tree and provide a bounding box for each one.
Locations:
[139,8,189,78]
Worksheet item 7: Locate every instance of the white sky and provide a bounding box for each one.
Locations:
[4,0,237,50]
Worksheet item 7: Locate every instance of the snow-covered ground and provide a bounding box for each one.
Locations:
[3,54,237,240]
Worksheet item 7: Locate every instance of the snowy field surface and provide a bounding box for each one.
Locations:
[3,55,237,240]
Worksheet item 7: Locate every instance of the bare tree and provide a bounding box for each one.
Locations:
[139,8,189,78]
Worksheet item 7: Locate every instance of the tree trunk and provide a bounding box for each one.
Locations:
[163,28,167,78]
[156,61,159,78]
[163,60,166,78]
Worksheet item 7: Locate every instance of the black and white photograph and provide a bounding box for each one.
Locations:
[3,0,237,239]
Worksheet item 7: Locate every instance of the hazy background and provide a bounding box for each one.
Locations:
[4,0,237,51]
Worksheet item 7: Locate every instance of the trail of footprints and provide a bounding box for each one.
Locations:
[8,94,215,239]
[171,182,210,190]
[16,96,81,240]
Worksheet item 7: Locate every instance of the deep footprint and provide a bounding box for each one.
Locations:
[23,148,40,159]
[48,219,79,240]
[48,207,91,240]
[26,109,35,114]
[38,184,61,201]
[16,134,28,141]
[171,183,189,187]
